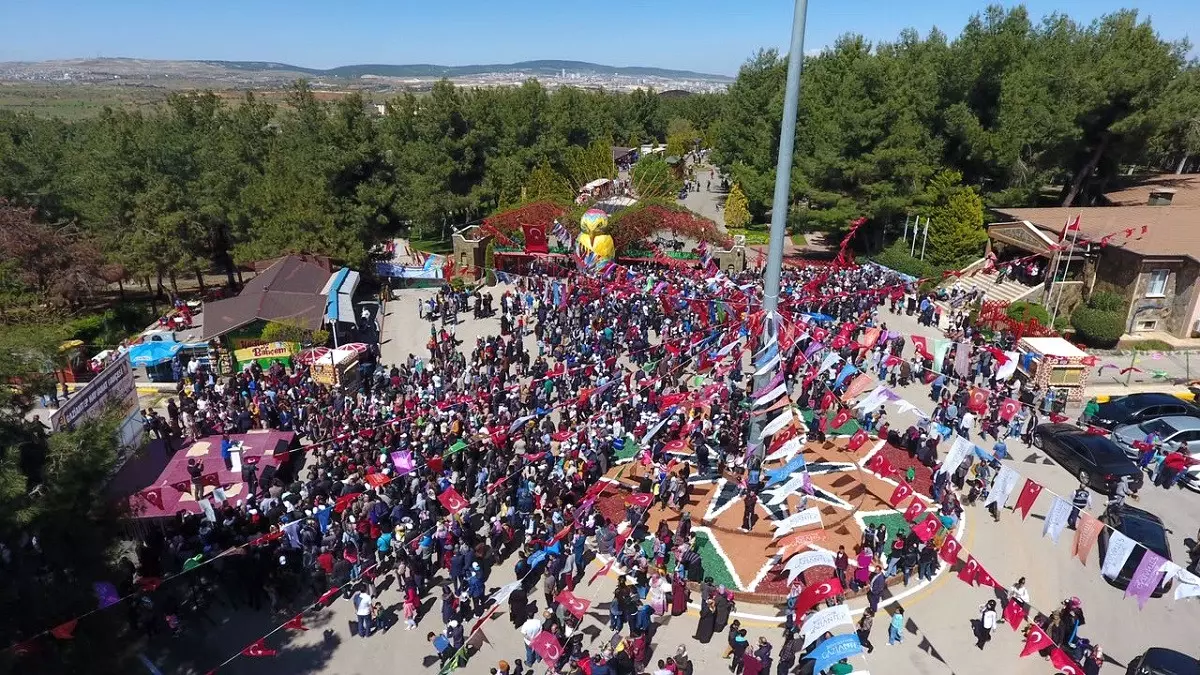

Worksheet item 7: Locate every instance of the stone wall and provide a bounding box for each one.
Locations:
[1092,246,1200,336]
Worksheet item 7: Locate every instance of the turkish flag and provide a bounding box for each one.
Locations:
[847,429,869,452]
[883,355,903,368]
[911,336,929,358]
[554,590,591,618]
[1002,598,1027,630]
[957,555,980,585]
[284,614,308,631]
[438,487,469,514]
[819,391,835,411]
[317,588,340,605]
[171,479,191,493]
[939,533,962,565]
[659,392,688,411]
[967,387,988,414]
[626,492,654,509]
[140,488,164,511]
[866,453,895,477]
[912,516,940,542]
[242,639,277,657]
[522,223,549,254]
[811,327,829,342]
[426,456,444,474]
[1049,412,1069,424]
[50,619,78,640]
[888,480,913,507]
[663,439,689,454]
[200,473,221,488]
[588,558,614,585]
[1013,479,1042,520]
[1081,355,1098,367]
[792,578,844,619]
[364,473,390,489]
[1051,648,1086,675]
[333,493,357,514]
[903,497,927,523]
[973,562,1002,589]
[471,604,501,635]
[830,409,851,430]
[770,425,800,452]
[1085,425,1108,435]
[531,630,564,664]
[552,430,573,442]
[831,335,847,350]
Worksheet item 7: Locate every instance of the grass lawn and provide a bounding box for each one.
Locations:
[860,512,912,552]
[791,233,807,246]
[407,234,453,255]
[641,530,739,589]
[727,228,770,245]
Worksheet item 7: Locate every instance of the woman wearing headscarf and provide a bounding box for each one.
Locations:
[670,572,689,616]
[694,596,717,644]
[713,585,732,633]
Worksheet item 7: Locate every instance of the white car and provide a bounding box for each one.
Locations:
[1111,415,1200,489]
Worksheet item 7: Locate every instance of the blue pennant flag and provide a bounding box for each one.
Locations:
[764,454,808,487]
[834,362,858,388]
[810,633,863,675]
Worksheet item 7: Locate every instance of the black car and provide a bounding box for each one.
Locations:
[1099,505,1173,597]
[1031,424,1145,492]
[1127,648,1199,675]
[1090,393,1200,430]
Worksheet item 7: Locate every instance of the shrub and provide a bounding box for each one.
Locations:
[1071,307,1125,348]
[1087,291,1127,313]
[1006,301,1051,326]
[870,240,946,282]
[1125,339,1174,352]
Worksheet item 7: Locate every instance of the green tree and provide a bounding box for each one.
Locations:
[724,183,752,229]
[524,161,573,203]
[630,157,682,200]
[922,171,986,266]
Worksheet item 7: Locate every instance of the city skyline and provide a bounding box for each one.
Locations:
[1,0,1195,77]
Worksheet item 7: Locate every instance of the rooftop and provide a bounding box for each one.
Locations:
[202,255,333,339]
[1101,173,1200,208]
[992,205,1200,261]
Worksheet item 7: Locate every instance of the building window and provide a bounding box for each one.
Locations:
[1146,269,1170,298]
[1137,319,1158,331]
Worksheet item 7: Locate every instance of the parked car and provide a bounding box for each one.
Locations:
[1112,416,1200,489]
[1126,647,1198,675]
[1031,424,1145,492]
[1099,506,1173,597]
[1090,393,1200,430]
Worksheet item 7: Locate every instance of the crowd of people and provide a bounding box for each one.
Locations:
[81,247,1183,675]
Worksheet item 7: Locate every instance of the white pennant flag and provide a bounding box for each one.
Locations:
[1042,496,1072,544]
[1173,568,1200,601]
[995,351,1020,381]
[765,437,803,462]
[489,581,523,605]
[894,398,930,419]
[1101,531,1138,580]
[767,473,809,507]
[936,436,973,476]
[800,604,853,648]
[716,339,740,357]
[984,466,1021,507]
[818,352,842,374]
[761,407,798,438]
[754,383,788,408]
[785,550,836,585]
[773,507,822,538]
[855,385,889,413]
[641,415,671,445]
[755,353,782,377]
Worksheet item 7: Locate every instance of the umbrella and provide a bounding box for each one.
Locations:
[341,343,369,353]
[127,341,183,366]
[295,347,330,365]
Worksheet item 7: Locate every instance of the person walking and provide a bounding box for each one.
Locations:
[976,600,997,649]
[887,608,905,645]
[351,586,373,637]
[740,488,758,531]
[694,597,716,644]
[856,607,876,653]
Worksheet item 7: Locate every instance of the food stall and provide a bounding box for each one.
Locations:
[1016,337,1091,406]
[232,341,298,372]
[309,348,360,387]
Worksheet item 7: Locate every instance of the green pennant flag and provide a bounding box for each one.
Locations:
[448,440,468,455]
[690,374,706,387]
[182,554,204,572]
[438,648,466,675]
[643,359,659,373]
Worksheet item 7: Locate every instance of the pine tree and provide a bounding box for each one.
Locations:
[724,183,752,229]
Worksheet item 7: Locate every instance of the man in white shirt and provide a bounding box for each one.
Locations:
[352,588,373,637]
[959,410,975,439]
[520,616,543,665]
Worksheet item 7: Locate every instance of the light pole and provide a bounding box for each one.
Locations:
[751,0,810,457]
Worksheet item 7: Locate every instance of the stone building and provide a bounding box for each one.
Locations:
[987,174,1200,339]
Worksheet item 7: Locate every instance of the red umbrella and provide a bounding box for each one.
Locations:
[341,342,369,353]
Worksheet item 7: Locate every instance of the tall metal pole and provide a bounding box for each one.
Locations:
[752,0,809,459]
[1049,217,1080,328]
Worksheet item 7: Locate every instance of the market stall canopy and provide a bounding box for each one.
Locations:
[127,341,183,366]
[295,347,330,365]
[202,255,332,340]
[321,266,360,325]
[1019,337,1089,359]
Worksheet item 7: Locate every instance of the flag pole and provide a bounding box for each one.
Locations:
[752,0,809,460]
[1049,215,1080,328]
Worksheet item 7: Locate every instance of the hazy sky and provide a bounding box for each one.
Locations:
[1,0,1195,76]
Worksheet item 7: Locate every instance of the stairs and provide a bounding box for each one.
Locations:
[940,270,1039,309]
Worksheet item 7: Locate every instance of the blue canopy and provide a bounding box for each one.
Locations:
[127,341,183,366]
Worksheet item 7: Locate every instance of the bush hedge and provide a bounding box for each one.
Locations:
[870,240,948,286]
[1071,307,1125,348]
[1006,301,1051,325]
[1087,291,1127,313]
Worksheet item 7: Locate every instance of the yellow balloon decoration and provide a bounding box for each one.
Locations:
[578,208,614,259]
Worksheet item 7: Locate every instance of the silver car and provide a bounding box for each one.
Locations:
[1111,415,1200,488]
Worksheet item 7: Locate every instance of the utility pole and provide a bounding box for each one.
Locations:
[751,0,810,458]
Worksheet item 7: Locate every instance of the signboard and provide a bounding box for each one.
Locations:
[52,355,139,431]
[233,341,297,364]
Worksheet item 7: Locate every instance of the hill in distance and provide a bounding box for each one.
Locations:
[202,59,731,81]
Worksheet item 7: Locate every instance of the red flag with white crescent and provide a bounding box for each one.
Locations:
[1013,479,1043,520]
[1051,648,1085,675]
[998,398,1021,422]
[939,533,962,565]
[912,516,940,542]
[866,453,895,477]
[626,492,654,509]
[50,619,78,640]
[284,614,308,631]
[588,558,614,585]
[437,486,469,514]
[888,481,913,507]
[957,555,980,585]
[846,429,869,451]
[140,488,164,511]
[554,590,591,619]
[530,631,563,664]
[242,639,277,657]
[1020,625,1054,657]
[830,409,851,430]
[792,578,844,620]
[1002,598,1026,630]
[903,497,927,523]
